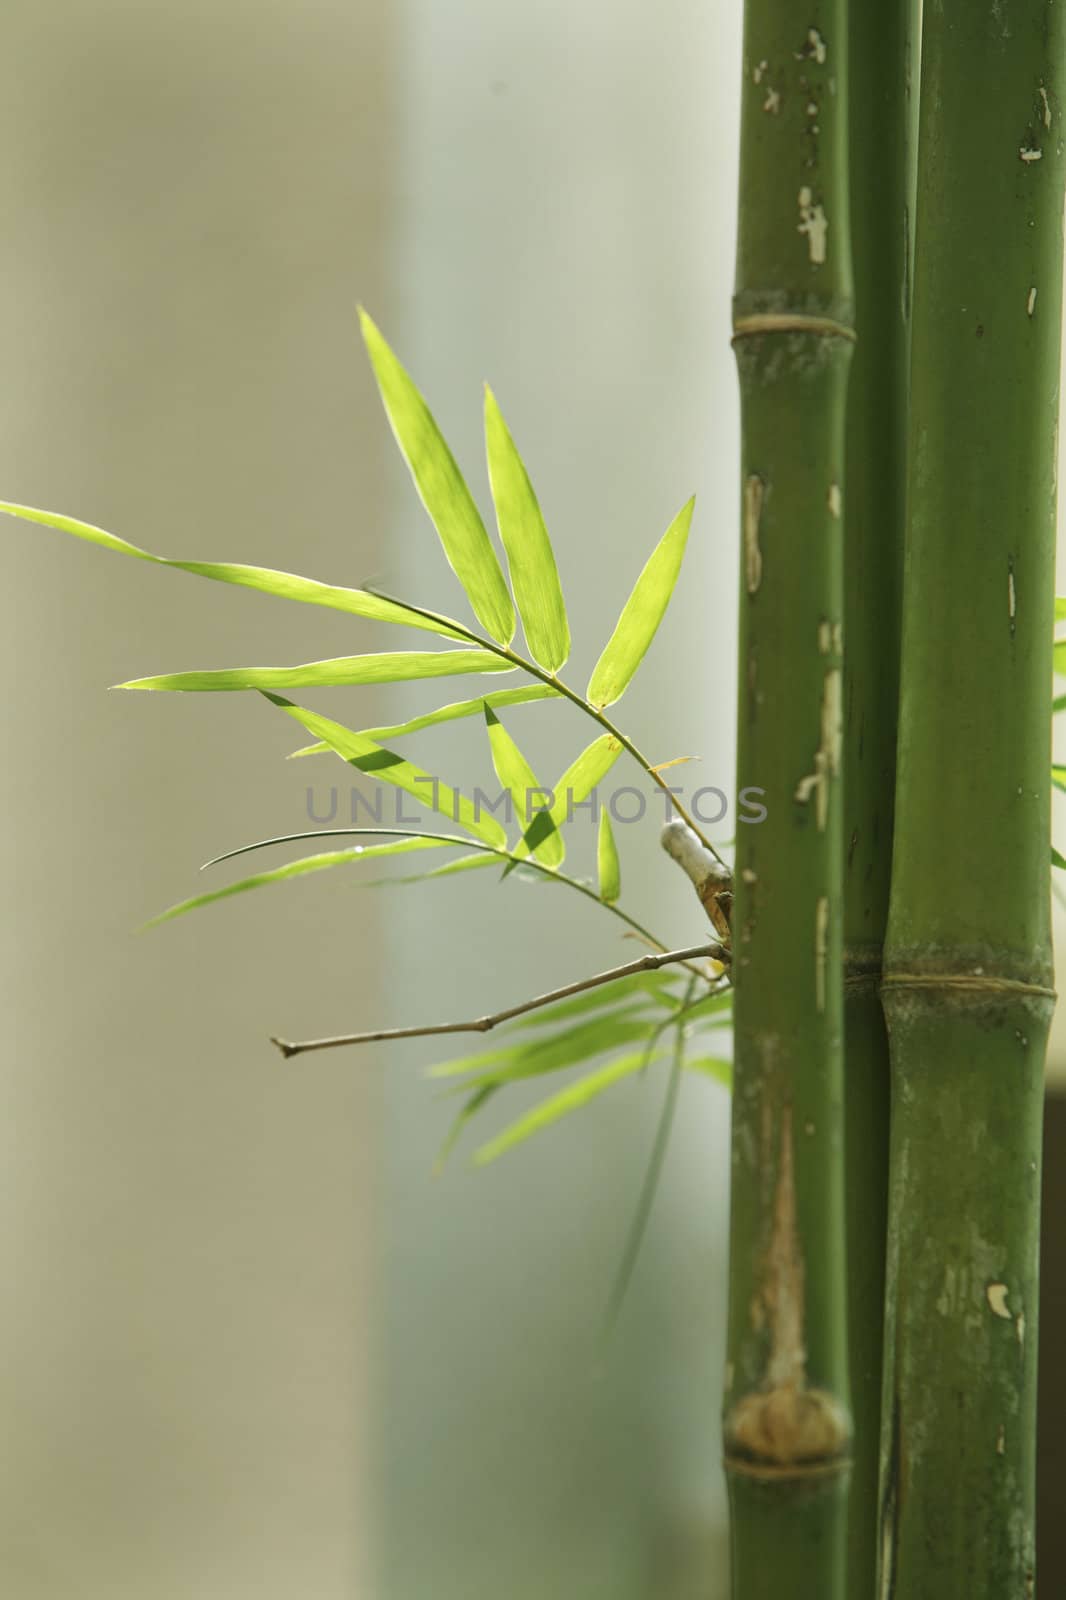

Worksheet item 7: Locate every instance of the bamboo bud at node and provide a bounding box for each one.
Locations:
[661,819,733,940]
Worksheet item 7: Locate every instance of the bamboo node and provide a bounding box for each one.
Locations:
[731,312,857,344]
[724,1383,851,1474]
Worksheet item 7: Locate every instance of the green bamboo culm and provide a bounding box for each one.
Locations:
[840,0,918,1591]
[879,2,1065,1593]
[726,4,854,1595]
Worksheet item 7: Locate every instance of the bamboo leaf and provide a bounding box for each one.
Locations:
[359,311,515,644]
[370,852,498,886]
[512,969,682,1031]
[1054,640,1066,677]
[472,1049,661,1166]
[430,1013,654,1087]
[1056,597,1066,620]
[484,385,570,672]
[0,500,467,640]
[263,695,508,847]
[586,497,694,708]
[597,809,621,903]
[119,649,513,693]
[677,989,733,1025]
[1053,765,1066,794]
[1053,692,1066,715]
[684,1055,733,1087]
[288,683,558,756]
[434,1084,499,1172]
[484,705,563,866]
[1053,846,1066,871]
[539,734,624,842]
[144,838,450,927]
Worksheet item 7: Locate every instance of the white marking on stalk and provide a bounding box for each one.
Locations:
[804,1120,815,1136]
[1039,83,1052,129]
[1027,286,1037,317]
[741,867,758,885]
[815,897,829,1012]
[818,620,832,654]
[794,669,842,829]
[797,187,828,264]
[796,27,827,64]
[765,1107,806,1386]
[763,88,781,115]
[807,101,818,116]
[1020,146,1043,163]
[987,1282,1012,1319]
[1008,569,1017,620]
[1016,1310,1026,1347]
[744,474,765,594]
[753,59,767,84]
[832,621,844,654]
[997,1424,1006,1456]
[828,482,842,518]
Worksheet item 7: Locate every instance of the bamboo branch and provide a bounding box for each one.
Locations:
[271,942,726,1058]
[364,586,729,864]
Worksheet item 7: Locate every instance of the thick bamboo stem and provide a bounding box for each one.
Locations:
[880,2,1065,1592]
[726,5,854,1593]
[841,0,918,1591]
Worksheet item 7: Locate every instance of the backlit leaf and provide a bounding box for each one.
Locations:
[484,705,563,866]
[143,838,450,927]
[473,1049,662,1165]
[0,501,466,639]
[119,649,513,693]
[359,311,515,644]
[586,497,694,708]
[484,385,570,672]
[288,683,557,756]
[263,694,508,847]
[597,809,621,902]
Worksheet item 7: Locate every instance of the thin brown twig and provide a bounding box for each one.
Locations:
[272,941,728,1059]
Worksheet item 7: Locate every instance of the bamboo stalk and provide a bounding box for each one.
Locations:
[840,0,918,1590]
[880,3,1065,1591]
[726,4,854,1593]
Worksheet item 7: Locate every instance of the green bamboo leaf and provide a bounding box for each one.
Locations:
[120,649,513,693]
[677,989,734,1025]
[473,1049,662,1165]
[263,694,508,847]
[1053,765,1066,794]
[512,970,682,1032]
[144,837,450,927]
[434,1084,499,1172]
[0,500,467,640]
[1053,846,1066,871]
[684,1055,733,1087]
[586,497,694,708]
[1056,597,1066,620]
[370,852,498,886]
[288,683,558,756]
[1053,692,1066,715]
[484,385,570,672]
[359,310,515,644]
[484,705,563,866]
[430,1013,654,1088]
[1054,640,1066,676]
[597,808,621,903]
[528,735,624,853]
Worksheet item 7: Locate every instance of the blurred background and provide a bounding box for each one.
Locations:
[3,4,1065,1599]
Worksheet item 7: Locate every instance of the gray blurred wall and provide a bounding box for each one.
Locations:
[3,3,741,1597]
